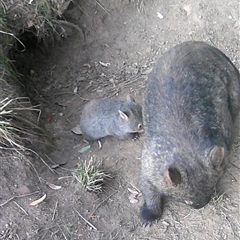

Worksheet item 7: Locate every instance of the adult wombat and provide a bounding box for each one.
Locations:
[80,95,143,141]
[140,41,240,225]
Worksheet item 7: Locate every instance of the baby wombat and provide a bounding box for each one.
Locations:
[140,41,240,225]
[79,95,143,141]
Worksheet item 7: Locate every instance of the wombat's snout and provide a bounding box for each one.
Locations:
[190,195,212,209]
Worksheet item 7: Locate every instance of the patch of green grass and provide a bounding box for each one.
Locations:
[73,156,112,192]
[36,0,52,19]
[211,192,226,204]
[0,51,21,80]
[0,12,7,29]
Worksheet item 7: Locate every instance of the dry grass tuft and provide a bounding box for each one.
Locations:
[0,96,42,150]
[73,156,113,192]
[0,0,71,153]
[0,47,48,153]
[4,0,72,44]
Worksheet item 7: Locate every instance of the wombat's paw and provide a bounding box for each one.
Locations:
[140,203,160,227]
[131,132,140,141]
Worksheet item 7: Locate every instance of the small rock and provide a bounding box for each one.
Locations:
[116,49,121,55]
[157,12,164,19]
[73,86,78,94]
[129,196,139,204]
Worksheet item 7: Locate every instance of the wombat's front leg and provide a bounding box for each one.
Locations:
[140,178,163,226]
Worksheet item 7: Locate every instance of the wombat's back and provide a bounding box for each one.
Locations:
[79,99,122,140]
[140,41,240,225]
[144,41,240,152]
[80,97,143,140]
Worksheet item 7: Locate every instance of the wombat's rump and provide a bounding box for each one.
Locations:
[140,41,240,225]
[79,95,143,141]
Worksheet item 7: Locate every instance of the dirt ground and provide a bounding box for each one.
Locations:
[1,0,240,239]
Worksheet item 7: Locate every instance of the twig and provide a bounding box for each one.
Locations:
[221,210,239,239]
[97,140,102,150]
[24,157,41,182]
[130,183,141,193]
[13,201,28,215]
[58,176,73,180]
[27,148,55,174]
[229,161,240,170]
[0,30,26,52]
[0,97,12,111]
[95,0,111,15]
[106,90,121,99]
[52,201,58,221]
[119,75,143,88]
[56,223,68,240]
[0,197,14,207]
[90,191,117,216]
[137,0,145,13]
[74,208,97,230]
[52,20,84,36]
[45,154,73,172]
[0,0,7,14]
[75,1,90,17]
[44,154,59,174]
[0,191,39,207]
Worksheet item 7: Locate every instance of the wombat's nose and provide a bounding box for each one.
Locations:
[192,196,212,209]
[193,202,206,209]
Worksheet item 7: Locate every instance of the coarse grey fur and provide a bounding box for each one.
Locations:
[80,95,143,141]
[140,41,240,225]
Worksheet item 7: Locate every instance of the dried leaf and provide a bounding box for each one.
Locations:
[79,145,90,153]
[183,5,192,17]
[129,195,139,204]
[83,63,91,68]
[130,198,139,204]
[162,220,170,226]
[46,182,62,190]
[73,86,78,94]
[51,162,66,169]
[51,164,60,169]
[99,61,110,67]
[157,12,164,19]
[137,192,143,197]
[98,140,102,150]
[128,187,139,195]
[30,194,46,206]
[71,124,82,135]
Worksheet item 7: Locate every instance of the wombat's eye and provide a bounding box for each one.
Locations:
[138,123,142,129]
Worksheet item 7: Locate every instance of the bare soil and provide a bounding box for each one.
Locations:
[1,0,239,239]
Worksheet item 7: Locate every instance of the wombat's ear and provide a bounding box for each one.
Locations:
[126,94,135,102]
[209,146,225,168]
[164,167,182,187]
[119,110,129,121]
